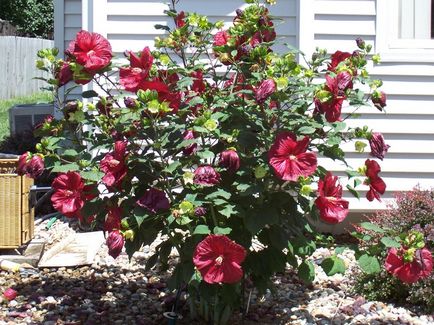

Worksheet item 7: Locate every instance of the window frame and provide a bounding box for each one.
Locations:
[376,0,434,62]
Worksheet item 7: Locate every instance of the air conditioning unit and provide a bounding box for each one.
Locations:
[9,103,54,134]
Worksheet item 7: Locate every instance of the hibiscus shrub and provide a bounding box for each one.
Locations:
[27,0,399,322]
[352,187,434,312]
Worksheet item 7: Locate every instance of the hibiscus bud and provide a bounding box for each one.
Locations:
[219,149,240,172]
[213,30,230,47]
[194,206,207,217]
[26,155,45,179]
[193,165,221,186]
[17,153,29,176]
[182,130,197,156]
[106,230,124,259]
[57,62,73,87]
[255,79,276,104]
[235,9,243,17]
[369,132,390,160]
[124,97,138,109]
[3,288,17,301]
[356,37,365,49]
[371,91,387,111]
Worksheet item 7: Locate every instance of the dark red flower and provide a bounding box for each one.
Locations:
[213,30,230,47]
[106,230,124,259]
[18,152,44,179]
[182,130,197,156]
[219,149,240,173]
[51,171,87,218]
[3,288,17,301]
[175,11,186,28]
[372,91,387,111]
[315,172,349,224]
[193,165,221,186]
[255,79,276,104]
[66,30,112,74]
[250,28,276,48]
[120,47,154,92]
[191,70,206,93]
[364,159,386,202]
[369,132,390,160]
[328,50,352,72]
[136,188,170,214]
[268,132,317,182]
[385,247,433,283]
[104,206,122,232]
[57,62,73,87]
[100,141,128,188]
[193,235,246,284]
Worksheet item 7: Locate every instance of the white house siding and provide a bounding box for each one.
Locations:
[298,0,434,214]
[55,0,434,215]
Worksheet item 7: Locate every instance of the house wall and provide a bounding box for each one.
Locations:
[54,0,434,216]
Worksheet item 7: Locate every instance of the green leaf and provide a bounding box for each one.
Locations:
[51,163,80,172]
[205,189,231,200]
[218,204,236,218]
[82,90,99,98]
[346,184,360,199]
[244,207,279,235]
[359,222,386,233]
[334,246,347,254]
[297,260,315,284]
[298,126,316,134]
[197,150,215,160]
[345,169,360,178]
[293,237,317,257]
[213,227,232,235]
[81,170,104,182]
[163,161,181,174]
[133,206,151,227]
[358,254,381,274]
[193,225,211,235]
[321,255,346,276]
[380,237,401,248]
[62,149,79,157]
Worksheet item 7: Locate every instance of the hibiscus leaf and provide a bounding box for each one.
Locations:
[81,170,104,182]
[321,255,346,276]
[62,149,79,157]
[345,169,360,178]
[244,207,279,235]
[154,24,171,31]
[163,161,181,174]
[51,163,80,173]
[145,253,159,271]
[213,227,232,235]
[346,184,360,199]
[298,126,316,134]
[193,225,211,235]
[380,237,401,248]
[82,90,99,98]
[292,236,317,257]
[357,254,381,274]
[212,198,227,206]
[218,204,236,218]
[133,206,151,228]
[297,260,315,284]
[359,222,386,233]
[197,150,215,160]
[205,189,231,200]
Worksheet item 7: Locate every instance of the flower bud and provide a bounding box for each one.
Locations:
[255,79,276,104]
[3,288,17,301]
[371,90,387,111]
[356,37,365,49]
[193,165,221,186]
[219,149,240,173]
[194,206,207,217]
[369,132,390,160]
[124,97,138,109]
[106,230,124,259]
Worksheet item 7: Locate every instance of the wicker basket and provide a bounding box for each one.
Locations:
[0,159,34,249]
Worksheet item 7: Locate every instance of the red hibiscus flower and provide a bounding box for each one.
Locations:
[66,30,112,74]
[213,30,230,47]
[314,72,352,122]
[106,230,124,259]
[385,247,433,283]
[193,165,221,186]
[100,141,128,188]
[175,11,186,28]
[315,172,349,224]
[17,153,44,179]
[193,235,246,284]
[364,159,386,202]
[328,50,352,72]
[104,206,122,232]
[268,132,317,182]
[369,132,390,160]
[255,79,276,104]
[51,171,88,218]
[136,188,170,214]
[219,149,240,173]
[120,47,154,92]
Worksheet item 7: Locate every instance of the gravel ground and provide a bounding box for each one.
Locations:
[0,218,433,325]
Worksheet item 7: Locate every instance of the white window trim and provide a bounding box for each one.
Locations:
[376,0,434,62]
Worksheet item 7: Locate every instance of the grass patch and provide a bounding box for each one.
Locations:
[0,92,53,140]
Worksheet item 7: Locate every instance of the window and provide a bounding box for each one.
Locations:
[376,0,434,62]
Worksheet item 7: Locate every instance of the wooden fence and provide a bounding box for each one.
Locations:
[0,37,54,100]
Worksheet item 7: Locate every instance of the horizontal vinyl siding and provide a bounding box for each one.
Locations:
[312,0,434,212]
